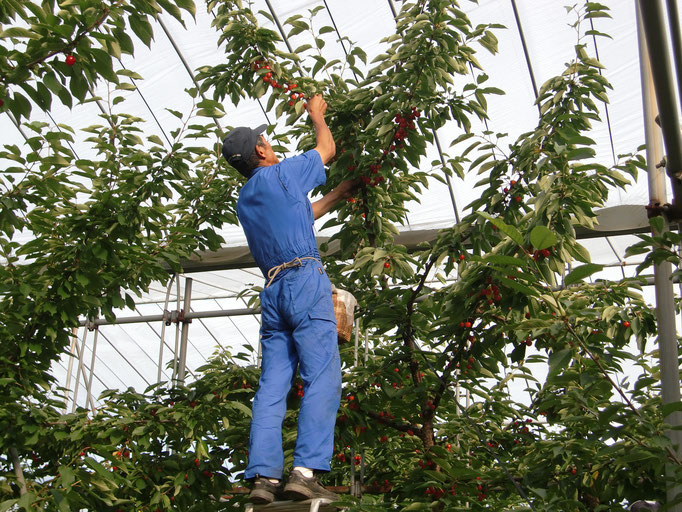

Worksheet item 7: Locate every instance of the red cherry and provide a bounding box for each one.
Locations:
[288,101,294,106]
[623,321,631,328]
[65,54,75,66]
[464,321,471,328]
[459,254,465,261]
[384,261,390,268]
[0,99,3,107]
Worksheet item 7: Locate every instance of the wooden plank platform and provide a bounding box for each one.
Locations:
[244,498,339,512]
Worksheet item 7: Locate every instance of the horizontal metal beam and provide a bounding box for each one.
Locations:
[178,204,651,273]
[79,307,260,328]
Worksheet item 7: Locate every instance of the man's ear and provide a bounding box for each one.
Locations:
[255,144,267,160]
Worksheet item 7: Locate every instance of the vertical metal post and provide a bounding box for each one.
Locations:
[353,321,359,367]
[158,275,176,384]
[172,277,181,382]
[85,328,99,413]
[637,0,682,204]
[63,328,78,411]
[176,277,193,386]
[70,334,97,412]
[71,328,89,412]
[637,5,682,507]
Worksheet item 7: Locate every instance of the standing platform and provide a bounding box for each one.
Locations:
[245,498,339,512]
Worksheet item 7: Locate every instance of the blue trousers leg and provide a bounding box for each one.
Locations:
[244,325,297,480]
[292,310,341,471]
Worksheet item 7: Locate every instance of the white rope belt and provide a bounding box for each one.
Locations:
[266,256,321,288]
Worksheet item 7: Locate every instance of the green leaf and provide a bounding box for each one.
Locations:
[650,215,665,234]
[10,91,32,119]
[564,263,603,285]
[547,348,573,379]
[662,400,682,418]
[530,226,557,250]
[0,499,18,512]
[226,400,252,417]
[479,212,523,246]
[567,147,595,160]
[129,15,154,47]
[0,27,40,39]
[58,466,75,487]
[482,254,525,266]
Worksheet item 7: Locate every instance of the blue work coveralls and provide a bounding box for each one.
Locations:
[237,149,342,480]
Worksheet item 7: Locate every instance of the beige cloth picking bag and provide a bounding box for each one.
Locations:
[331,285,357,344]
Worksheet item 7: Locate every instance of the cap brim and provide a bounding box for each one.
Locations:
[254,124,268,136]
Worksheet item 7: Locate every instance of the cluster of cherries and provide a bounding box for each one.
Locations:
[343,106,422,201]
[425,484,460,498]
[532,249,552,261]
[253,59,305,107]
[393,106,420,142]
[417,458,435,469]
[359,164,385,187]
[478,283,502,304]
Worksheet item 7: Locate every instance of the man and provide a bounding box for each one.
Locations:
[221,94,356,504]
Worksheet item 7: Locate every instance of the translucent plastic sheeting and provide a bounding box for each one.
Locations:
[1,1,673,400]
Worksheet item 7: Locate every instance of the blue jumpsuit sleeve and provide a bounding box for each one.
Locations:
[277,150,326,196]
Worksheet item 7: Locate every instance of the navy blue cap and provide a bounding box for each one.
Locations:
[221,124,267,177]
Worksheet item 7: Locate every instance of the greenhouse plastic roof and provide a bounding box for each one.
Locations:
[2,1,673,407]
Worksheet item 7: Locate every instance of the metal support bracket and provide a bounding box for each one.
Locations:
[646,199,682,221]
[84,319,99,332]
[177,309,192,324]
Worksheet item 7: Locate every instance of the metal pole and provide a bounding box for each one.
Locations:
[665,0,682,110]
[70,335,97,412]
[63,328,78,412]
[176,277,193,385]
[85,328,99,413]
[71,328,88,412]
[637,0,682,207]
[510,0,540,114]
[637,5,682,507]
[172,277,181,382]
[433,129,461,223]
[158,275,175,383]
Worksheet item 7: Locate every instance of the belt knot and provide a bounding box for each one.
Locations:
[266,256,321,288]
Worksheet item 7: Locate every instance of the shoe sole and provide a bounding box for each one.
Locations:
[284,483,313,501]
[249,489,275,504]
[284,483,338,502]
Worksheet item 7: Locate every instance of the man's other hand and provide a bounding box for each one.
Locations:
[334,179,360,199]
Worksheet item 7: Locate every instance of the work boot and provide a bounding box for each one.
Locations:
[283,470,339,501]
[248,477,282,504]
